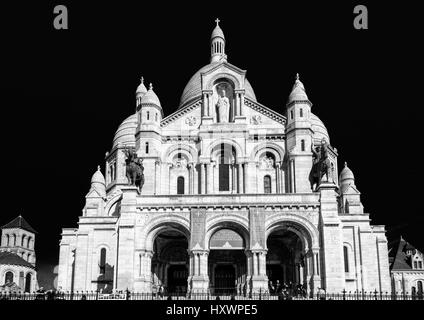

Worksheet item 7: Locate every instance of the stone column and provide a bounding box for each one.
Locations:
[231,161,236,193]
[280,164,285,193]
[200,164,206,194]
[189,250,209,293]
[203,93,208,117]
[238,163,243,193]
[290,159,295,193]
[208,93,213,119]
[207,163,213,194]
[275,162,280,193]
[240,93,244,116]
[235,93,240,116]
[250,250,269,293]
[244,162,251,193]
[154,160,160,195]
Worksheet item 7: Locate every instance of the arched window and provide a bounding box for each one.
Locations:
[5,271,13,284]
[300,108,303,117]
[155,113,158,122]
[343,246,349,272]
[6,234,10,246]
[25,273,31,293]
[147,111,150,120]
[290,110,294,119]
[418,281,423,294]
[177,176,185,195]
[99,248,106,274]
[264,175,272,194]
[21,235,26,247]
[27,237,31,249]
[301,139,305,151]
[414,261,418,269]
[145,142,149,154]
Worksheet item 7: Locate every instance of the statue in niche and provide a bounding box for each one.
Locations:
[261,156,274,169]
[216,89,230,123]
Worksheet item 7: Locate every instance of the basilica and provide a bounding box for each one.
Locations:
[58,20,391,296]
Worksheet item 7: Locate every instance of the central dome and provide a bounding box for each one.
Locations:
[178,62,257,109]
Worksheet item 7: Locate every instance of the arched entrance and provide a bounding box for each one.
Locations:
[266,228,307,294]
[208,228,247,295]
[151,228,189,295]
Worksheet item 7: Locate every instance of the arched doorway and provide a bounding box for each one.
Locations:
[25,273,32,292]
[151,228,189,295]
[266,228,307,294]
[208,228,247,295]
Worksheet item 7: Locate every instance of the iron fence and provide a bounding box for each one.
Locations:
[0,290,423,301]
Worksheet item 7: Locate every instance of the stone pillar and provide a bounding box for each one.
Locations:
[188,163,194,194]
[275,163,281,193]
[203,93,208,117]
[231,161,236,193]
[290,159,295,193]
[154,160,160,195]
[189,250,209,293]
[280,165,285,193]
[200,164,206,194]
[116,187,138,291]
[250,250,269,293]
[318,182,344,294]
[238,163,243,193]
[206,163,213,194]
[240,93,244,116]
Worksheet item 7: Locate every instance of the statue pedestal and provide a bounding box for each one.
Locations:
[234,115,247,124]
[201,116,214,125]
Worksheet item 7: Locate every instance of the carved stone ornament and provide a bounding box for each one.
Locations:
[173,158,188,169]
[185,115,197,126]
[251,114,262,125]
[260,156,274,169]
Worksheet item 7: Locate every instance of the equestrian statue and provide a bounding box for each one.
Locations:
[309,138,333,190]
[122,147,145,192]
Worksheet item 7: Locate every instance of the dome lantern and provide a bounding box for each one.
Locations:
[211,18,226,63]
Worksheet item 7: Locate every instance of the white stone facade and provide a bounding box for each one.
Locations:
[58,21,391,295]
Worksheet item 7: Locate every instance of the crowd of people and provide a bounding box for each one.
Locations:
[268,280,308,299]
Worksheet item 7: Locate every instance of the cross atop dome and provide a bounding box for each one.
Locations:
[215,18,220,26]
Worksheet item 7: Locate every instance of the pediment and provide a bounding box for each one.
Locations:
[161,99,202,129]
[244,98,286,126]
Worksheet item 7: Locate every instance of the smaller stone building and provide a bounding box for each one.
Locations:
[0,216,38,292]
[389,236,424,296]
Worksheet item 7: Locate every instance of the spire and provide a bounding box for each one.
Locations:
[288,73,308,104]
[211,18,226,63]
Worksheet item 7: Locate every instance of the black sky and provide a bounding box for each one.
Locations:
[1,2,423,268]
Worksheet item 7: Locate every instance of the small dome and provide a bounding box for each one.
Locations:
[112,114,138,149]
[136,77,147,96]
[90,166,106,197]
[311,113,330,144]
[340,162,355,183]
[211,18,225,40]
[179,63,257,109]
[211,25,225,40]
[288,73,308,103]
[140,83,161,107]
[91,166,105,185]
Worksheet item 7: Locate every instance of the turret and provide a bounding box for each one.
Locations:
[135,76,148,108]
[285,73,314,193]
[84,166,106,216]
[339,162,364,214]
